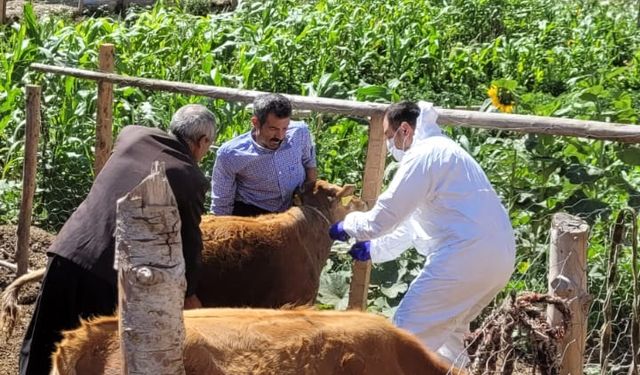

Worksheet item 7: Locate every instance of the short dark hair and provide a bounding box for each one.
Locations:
[384,101,420,131]
[253,93,292,125]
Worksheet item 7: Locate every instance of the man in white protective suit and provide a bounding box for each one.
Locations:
[329,100,516,367]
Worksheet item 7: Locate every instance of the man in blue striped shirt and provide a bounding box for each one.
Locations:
[211,94,317,216]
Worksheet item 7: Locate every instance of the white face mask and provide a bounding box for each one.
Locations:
[386,127,407,162]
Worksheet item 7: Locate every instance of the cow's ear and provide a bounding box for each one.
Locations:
[337,184,356,198]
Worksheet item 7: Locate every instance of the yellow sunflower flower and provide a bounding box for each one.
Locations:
[487,85,515,113]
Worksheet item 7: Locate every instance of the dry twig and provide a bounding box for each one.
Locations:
[466,292,571,375]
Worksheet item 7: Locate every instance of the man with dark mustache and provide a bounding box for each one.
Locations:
[211,93,317,216]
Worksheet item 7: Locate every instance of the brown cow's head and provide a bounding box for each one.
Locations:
[294,180,367,224]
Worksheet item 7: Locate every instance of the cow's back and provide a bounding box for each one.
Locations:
[52,309,465,375]
[197,211,327,308]
[183,308,464,375]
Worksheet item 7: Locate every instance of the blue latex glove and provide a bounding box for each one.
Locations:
[348,241,371,261]
[329,221,350,242]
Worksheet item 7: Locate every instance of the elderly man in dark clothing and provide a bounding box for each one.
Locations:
[19,104,217,375]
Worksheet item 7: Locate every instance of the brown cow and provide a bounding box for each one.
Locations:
[0,180,365,338]
[51,308,467,375]
[196,179,365,307]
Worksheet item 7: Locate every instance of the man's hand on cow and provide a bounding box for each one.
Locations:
[184,294,202,310]
[329,221,350,242]
[348,241,371,262]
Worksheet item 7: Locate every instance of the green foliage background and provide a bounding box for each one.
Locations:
[1,0,640,367]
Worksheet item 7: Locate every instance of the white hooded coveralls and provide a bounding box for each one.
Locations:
[342,103,516,366]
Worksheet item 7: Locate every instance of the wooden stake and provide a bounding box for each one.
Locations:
[0,0,6,25]
[347,113,386,310]
[548,212,590,375]
[116,161,186,375]
[15,85,41,277]
[94,44,115,177]
[29,63,640,143]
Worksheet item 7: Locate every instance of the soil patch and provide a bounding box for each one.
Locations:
[0,225,53,375]
[4,0,236,22]
[4,0,79,21]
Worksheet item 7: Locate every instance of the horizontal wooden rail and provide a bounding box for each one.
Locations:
[31,63,640,143]
[31,63,386,117]
[437,109,640,144]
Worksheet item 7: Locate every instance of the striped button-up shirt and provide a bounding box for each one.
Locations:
[210,121,316,215]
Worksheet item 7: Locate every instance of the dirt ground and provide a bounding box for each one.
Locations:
[4,0,236,21]
[4,0,79,21]
[0,225,53,375]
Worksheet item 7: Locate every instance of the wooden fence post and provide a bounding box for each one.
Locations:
[0,0,6,25]
[347,113,387,310]
[548,212,590,375]
[15,85,42,276]
[95,43,115,176]
[116,161,186,375]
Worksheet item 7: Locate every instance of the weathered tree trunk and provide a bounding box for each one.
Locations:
[94,43,115,176]
[116,161,186,375]
[15,85,41,277]
[548,213,590,375]
[348,113,386,310]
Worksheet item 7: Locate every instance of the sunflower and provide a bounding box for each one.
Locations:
[487,85,516,113]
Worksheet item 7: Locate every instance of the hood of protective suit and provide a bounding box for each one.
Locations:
[414,101,442,142]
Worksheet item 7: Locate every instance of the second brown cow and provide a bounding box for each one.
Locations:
[51,308,467,375]
[196,179,365,307]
